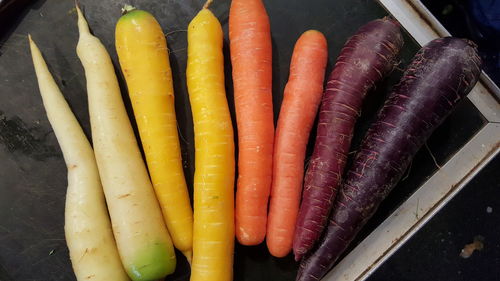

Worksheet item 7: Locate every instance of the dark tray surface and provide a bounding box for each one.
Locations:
[369,155,500,281]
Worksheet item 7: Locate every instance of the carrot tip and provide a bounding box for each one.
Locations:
[203,0,213,9]
[182,250,192,266]
[75,2,82,17]
[304,29,320,34]
[294,247,305,261]
[382,16,400,27]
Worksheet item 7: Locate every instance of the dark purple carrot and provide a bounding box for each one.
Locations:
[293,18,404,261]
[297,37,482,281]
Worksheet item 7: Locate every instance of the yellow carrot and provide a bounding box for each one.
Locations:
[186,1,235,281]
[75,6,175,280]
[115,6,193,263]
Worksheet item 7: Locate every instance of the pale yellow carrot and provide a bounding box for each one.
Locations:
[75,6,175,280]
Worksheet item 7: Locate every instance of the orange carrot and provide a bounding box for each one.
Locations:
[266,30,328,257]
[229,0,274,245]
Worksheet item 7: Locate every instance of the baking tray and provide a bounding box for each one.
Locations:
[0,0,498,280]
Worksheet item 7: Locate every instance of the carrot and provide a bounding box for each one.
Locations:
[115,6,194,263]
[266,30,328,258]
[297,37,482,281]
[186,1,235,280]
[229,0,274,246]
[29,36,129,281]
[293,18,403,261]
[76,6,176,280]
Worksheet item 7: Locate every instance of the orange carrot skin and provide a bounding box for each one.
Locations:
[229,0,274,245]
[267,30,328,257]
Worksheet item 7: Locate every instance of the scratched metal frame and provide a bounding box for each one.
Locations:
[323,1,500,280]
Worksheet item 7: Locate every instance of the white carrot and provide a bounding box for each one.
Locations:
[75,6,176,281]
[29,35,129,281]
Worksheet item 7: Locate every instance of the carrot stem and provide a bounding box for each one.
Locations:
[121,4,136,15]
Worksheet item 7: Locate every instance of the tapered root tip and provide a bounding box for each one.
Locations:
[27,34,37,50]
[294,252,303,262]
[182,250,193,266]
[75,3,90,35]
[75,3,82,18]
[27,34,35,52]
[203,0,213,9]
[74,0,82,15]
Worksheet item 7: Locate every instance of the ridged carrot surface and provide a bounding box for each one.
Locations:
[29,36,129,281]
[115,7,193,263]
[293,18,403,261]
[229,0,274,246]
[297,36,481,281]
[267,30,328,258]
[186,3,235,281]
[76,6,176,280]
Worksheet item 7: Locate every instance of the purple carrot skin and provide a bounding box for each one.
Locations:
[293,18,403,261]
[297,37,482,281]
